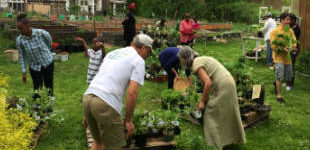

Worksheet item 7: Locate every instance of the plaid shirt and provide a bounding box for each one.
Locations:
[16,29,53,74]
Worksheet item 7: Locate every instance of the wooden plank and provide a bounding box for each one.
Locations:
[31,122,48,148]
[242,110,270,129]
[125,137,176,150]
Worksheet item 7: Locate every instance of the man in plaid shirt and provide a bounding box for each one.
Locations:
[16,14,54,99]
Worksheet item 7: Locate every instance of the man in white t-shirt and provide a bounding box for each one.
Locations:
[83,34,153,150]
[261,13,277,67]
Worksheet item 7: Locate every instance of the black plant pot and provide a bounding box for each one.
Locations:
[179,103,185,110]
[134,134,147,147]
[162,101,168,110]
[174,126,181,135]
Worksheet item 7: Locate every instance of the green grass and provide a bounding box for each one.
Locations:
[0,37,309,150]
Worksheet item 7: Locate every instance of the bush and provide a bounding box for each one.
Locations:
[0,73,37,150]
[296,50,310,75]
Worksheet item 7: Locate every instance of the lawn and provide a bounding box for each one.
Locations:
[0,36,309,150]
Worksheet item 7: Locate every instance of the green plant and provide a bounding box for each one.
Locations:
[272,25,297,60]
[295,50,310,75]
[16,88,56,123]
[160,89,184,109]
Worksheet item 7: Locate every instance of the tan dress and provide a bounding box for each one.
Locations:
[192,56,246,150]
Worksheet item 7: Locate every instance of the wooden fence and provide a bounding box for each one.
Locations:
[299,0,310,51]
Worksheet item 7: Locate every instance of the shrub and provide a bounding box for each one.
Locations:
[295,50,310,75]
[0,73,37,150]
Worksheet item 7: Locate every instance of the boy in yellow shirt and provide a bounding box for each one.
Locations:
[270,12,297,103]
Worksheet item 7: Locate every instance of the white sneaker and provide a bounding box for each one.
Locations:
[286,86,292,91]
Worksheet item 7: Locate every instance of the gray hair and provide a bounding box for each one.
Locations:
[131,33,153,49]
[177,46,199,68]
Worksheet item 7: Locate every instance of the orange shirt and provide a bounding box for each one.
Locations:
[270,25,297,65]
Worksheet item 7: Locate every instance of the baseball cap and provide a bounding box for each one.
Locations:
[136,33,153,50]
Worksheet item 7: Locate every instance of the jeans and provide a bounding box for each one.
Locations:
[266,40,273,65]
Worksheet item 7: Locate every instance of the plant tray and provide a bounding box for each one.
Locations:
[182,104,271,130]
[31,122,48,148]
[85,128,176,150]
[245,56,262,60]
[241,104,271,129]
[124,137,176,150]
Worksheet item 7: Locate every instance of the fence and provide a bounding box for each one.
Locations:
[299,0,310,51]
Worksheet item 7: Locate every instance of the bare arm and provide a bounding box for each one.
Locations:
[125,81,140,137]
[75,37,88,51]
[171,68,178,77]
[196,67,212,111]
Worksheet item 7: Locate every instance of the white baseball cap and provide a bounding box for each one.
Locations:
[136,33,153,50]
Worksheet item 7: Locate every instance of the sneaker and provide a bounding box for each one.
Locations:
[269,66,274,70]
[277,97,285,103]
[286,86,292,91]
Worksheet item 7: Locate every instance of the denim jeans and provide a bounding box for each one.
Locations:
[266,40,273,66]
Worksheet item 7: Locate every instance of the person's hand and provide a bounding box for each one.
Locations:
[283,47,289,52]
[96,42,104,48]
[22,74,27,84]
[125,121,135,138]
[83,117,88,128]
[175,73,179,77]
[198,100,205,112]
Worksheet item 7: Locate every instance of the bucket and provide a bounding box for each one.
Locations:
[60,54,68,62]
[4,50,19,62]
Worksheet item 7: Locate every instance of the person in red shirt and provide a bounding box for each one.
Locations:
[192,16,200,30]
[180,13,195,45]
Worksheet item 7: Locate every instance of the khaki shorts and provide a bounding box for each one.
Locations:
[83,94,126,150]
[275,63,293,82]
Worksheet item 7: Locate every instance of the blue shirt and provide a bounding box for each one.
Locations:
[159,47,190,76]
[16,29,53,74]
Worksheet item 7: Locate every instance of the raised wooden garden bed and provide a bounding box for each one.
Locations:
[200,23,232,31]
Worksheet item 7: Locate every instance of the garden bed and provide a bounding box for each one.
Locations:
[6,96,51,149]
[200,23,232,31]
